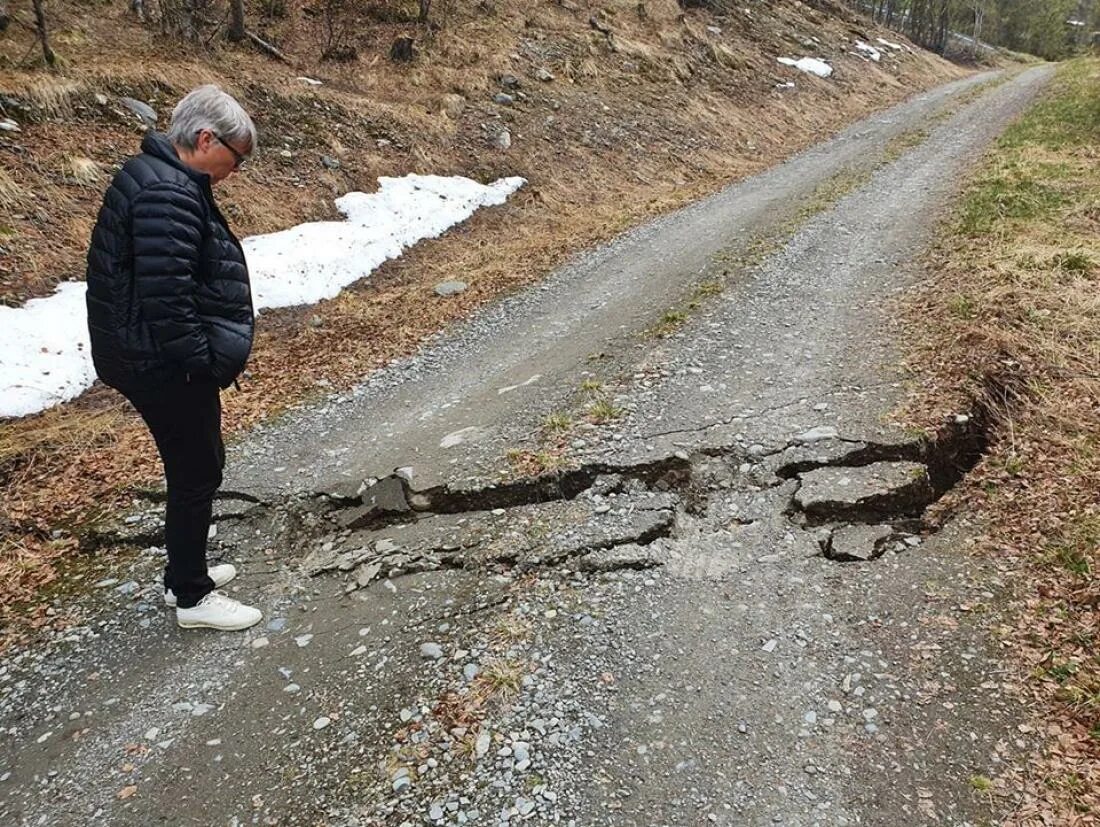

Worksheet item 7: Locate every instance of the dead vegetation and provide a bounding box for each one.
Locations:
[0,0,967,637]
[897,58,1100,823]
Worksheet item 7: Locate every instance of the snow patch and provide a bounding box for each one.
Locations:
[777,57,833,78]
[854,40,882,61]
[246,174,525,309]
[0,174,526,419]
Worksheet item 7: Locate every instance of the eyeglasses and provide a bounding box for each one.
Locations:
[198,130,248,169]
[214,133,248,169]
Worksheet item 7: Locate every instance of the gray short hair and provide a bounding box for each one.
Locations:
[167,85,257,151]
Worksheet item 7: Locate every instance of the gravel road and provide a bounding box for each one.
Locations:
[0,65,1052,827]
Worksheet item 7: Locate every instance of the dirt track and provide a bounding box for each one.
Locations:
[0,65,1053,826]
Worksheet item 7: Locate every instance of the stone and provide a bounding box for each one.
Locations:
[0,118,20,132]
[793,425,839,444]
[535,67,554,82]
[283,683,301,694]
[420,642,444,660]
[320,155,341,170]
[119,97,157,127]
[493,93,515,106]
[794,461,934,522]
[338,475,411,529]
[499,73,520,87]
[354,560,383,588]
[576,542,666,573]
[251,636,270,649]
[825,524,895,562]
[493,129,512,151]
[439,93,466,119]
[475,728,491,757]
[94,93,109,106]
[463,663,479,681]
[429,804,444,820]
[434,281,468,297]
[312,716,331,730]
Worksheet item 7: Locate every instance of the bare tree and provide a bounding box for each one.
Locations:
[228,0,246,41]
[31,0,57,66]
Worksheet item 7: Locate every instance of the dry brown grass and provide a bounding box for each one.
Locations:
[897,58,1100,824]
[0,0,968,641]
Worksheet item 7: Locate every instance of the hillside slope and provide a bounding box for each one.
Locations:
[0,0,968,621]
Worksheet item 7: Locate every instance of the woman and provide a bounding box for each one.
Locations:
[86,85,261,631]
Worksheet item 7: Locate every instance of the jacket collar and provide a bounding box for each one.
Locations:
[140,132,212,188]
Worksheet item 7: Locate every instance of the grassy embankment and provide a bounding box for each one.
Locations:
[901,58,1099,821]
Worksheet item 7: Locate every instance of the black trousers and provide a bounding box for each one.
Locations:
[122,378,223,609]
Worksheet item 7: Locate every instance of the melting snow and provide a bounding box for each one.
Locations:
[0,174,525,418]
[777,57,833,78]
[854,40,882,61]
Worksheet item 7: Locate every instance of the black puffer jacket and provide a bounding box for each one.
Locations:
[86,133,253,391]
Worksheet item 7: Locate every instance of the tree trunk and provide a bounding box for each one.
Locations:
[228,0,246,41]
[973,5,984,56]
[390,35,416,61]
[31,0,57,66]
[0,2,10,32]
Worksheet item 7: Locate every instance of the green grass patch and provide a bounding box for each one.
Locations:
[587,398,623,424]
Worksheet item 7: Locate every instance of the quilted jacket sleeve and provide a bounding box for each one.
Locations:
[132,183,213,377]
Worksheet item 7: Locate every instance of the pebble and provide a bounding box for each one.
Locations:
[283,683,301,694]
[827,699,843,712]
[267,617,288,632]
[463,663,480,681]
[420,642,444,660]
[475,728,491,757]
[251,636,270,649]
[429,804,444,820]
[295,634,314,648]
[312,716,331,731]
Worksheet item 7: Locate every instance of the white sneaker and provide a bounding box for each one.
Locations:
[164,563,237,607]
[176,591,262,631]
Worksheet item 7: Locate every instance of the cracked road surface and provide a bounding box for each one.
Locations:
[0,66,1052,826]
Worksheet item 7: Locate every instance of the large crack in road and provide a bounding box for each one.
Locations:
[0,66,1052,827]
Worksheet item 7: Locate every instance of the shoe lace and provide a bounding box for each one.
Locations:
[202,590,240,611]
